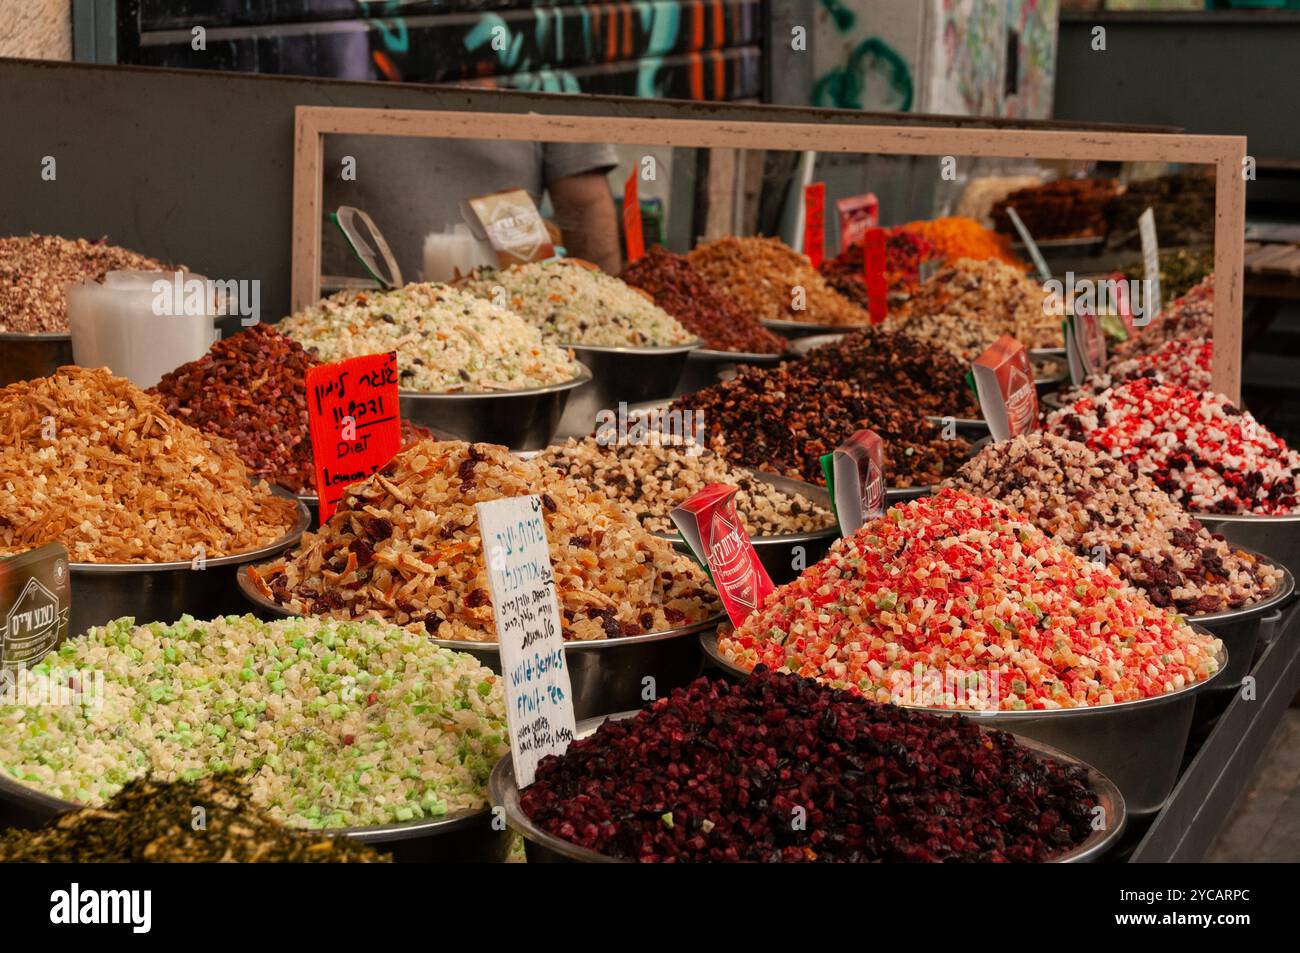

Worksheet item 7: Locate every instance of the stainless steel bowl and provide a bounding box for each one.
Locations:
[399,366,591,451]
[673,347,785,397]
[787,332,845,355]
[701,629,1227,817]
[1188,555,1293,686]
[760,319,871,340]
[1029,347,1067,361]
[488,710,1127,863]
[236,569,723,721]
[1195,511,1300,589]
[555,340,700,438]
[0,756,509,862]
[67,487,310,636]
[0,331,73,387]
[1033,354,1069,393]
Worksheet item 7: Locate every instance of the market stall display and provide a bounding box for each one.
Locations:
[1053,337,1213,407]
[1046,378,1300,515]
[991,177,1120,241]
[1105,170,1215,248]
[246,439,719,642]
[496,670,1119,863]
[686,235,870,330]
[669,364,971,487]
[0,777,388,863]
[0,615,509,831]
[621,245,787,355]
[1110,276,1214,363]
[1123,247,1215,306]
[894,216,1024,271]
[818,229,938,307]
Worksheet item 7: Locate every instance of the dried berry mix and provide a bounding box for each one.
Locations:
[621,245,787,354]
[670,364,969,488]
[793,326,978,418]
[991,177,1119,240]
[0,776,387,863]
[819,229,937,307]
[521,669,1101,862]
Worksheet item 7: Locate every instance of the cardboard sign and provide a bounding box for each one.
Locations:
[1065,309,1107,385]
[802,182,826,268]
[0,543,71,672]
[1110,271,1138,338]
[1138,207,1163,326]
[477,495,575,788]
[972,336,1039,442]
[836,193,879,249]
[622,169,646,264]
[863,227,888,323]
[462,187,555,267]
[819,430,886,538]
[670,484,774,627]
[1003,206,1052,282]
[306,351,403,524]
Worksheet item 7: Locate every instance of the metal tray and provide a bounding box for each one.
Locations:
[236,568,723,721]
[701,629,1227,817]
[0,330,73,387]
[555,340,700,439]
[760,319,872,339]
[673,347,785,397]
[0,750,509,863]
[1195,510,1300,588]
[67,486,310,636]
[399,365,590,451]
[488,710,1127,863]
[1188,555,1294,686]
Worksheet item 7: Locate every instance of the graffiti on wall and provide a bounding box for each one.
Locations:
[809,0,914,112]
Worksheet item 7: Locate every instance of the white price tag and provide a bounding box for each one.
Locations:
[1138,207,1162,325]
[476,495,576,788]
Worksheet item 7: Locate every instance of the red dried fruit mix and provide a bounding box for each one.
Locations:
[521,670,1101,863]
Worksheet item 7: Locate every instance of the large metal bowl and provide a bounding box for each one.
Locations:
[0,749,509,862]
[67,487,310,636]
[555,340,700,438]
[1195,511,1300,589]
[488,710,1127,863]
[701,629,1227,817]
[399,365,590,452]
[673,347,785,397]
[236,568,722,722]
[0,331,73,387]
[1187,554,1293,686]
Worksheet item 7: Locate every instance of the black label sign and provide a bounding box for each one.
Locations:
[0,543,71,671]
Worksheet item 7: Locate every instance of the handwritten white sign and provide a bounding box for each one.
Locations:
[1138,207,1163,326]
[476,495,576,788]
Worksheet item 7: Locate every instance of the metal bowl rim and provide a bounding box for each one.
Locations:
[489,711,1126,863]
[700,629,1229,720]
[761,319,873,334]
[0,330,73,341]
[397,363,591,400]
[1193,509,1300,525]
[689,347,786,363]
[67,487,310,573]
[563,339,702,356]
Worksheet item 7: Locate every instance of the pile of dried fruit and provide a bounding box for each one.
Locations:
[1055,337,1213,407]
[521,669,1101,862]
[686,236,869,327]
[893,258,1060,350]
[1046,378,1300,515]
[947,433,1283,614]
[152,325,431,493]
[895,217,1024,270]
[0,366,299,563]
[0,234,173,333]
[1106,171,1214,248]
[818,229,937,306]
[1111,276,1214,363]
[249,440,719,641]
[793,326,978,418]
[0,777,387,862]
[621,245,786,354]
[719,490,1224,709]
[1123,247,1214,306]
[536,437,834,536]
[991,177,1119,240]
[669,365,970,487]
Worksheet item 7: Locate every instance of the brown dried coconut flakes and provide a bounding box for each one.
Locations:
[0,366,299,563]
[248,440,721,642]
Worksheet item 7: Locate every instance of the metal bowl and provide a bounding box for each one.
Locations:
[1033,354,1069,393]
[1029,347,1067,361]
[787,332,846,355]
[673,347,785,397]
[0,751,509,862]
[0,331,73,387]
[399,365,591,452]
[488,710,1127,863]
[1188,555,1293,686]
[555,340,700,439]
[67,487,310,636]
[1195,511,1300,589]
[760,319,872,340]
[236,568,723,721]
[701,629,1227,817]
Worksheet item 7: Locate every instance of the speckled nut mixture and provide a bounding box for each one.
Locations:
[536,437,835,537]
[794,326,979,418]
[686,236,870,327]
[0,367,299,563]
[276,282,581,393]
[0,615,508,829]
[894,258,1061,350]
[669,364,970,488]
[248,440,720,642]
[946,432,1283,614]
[0,234,173,333]
[461,258,693,347]
[621,245,787,354]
